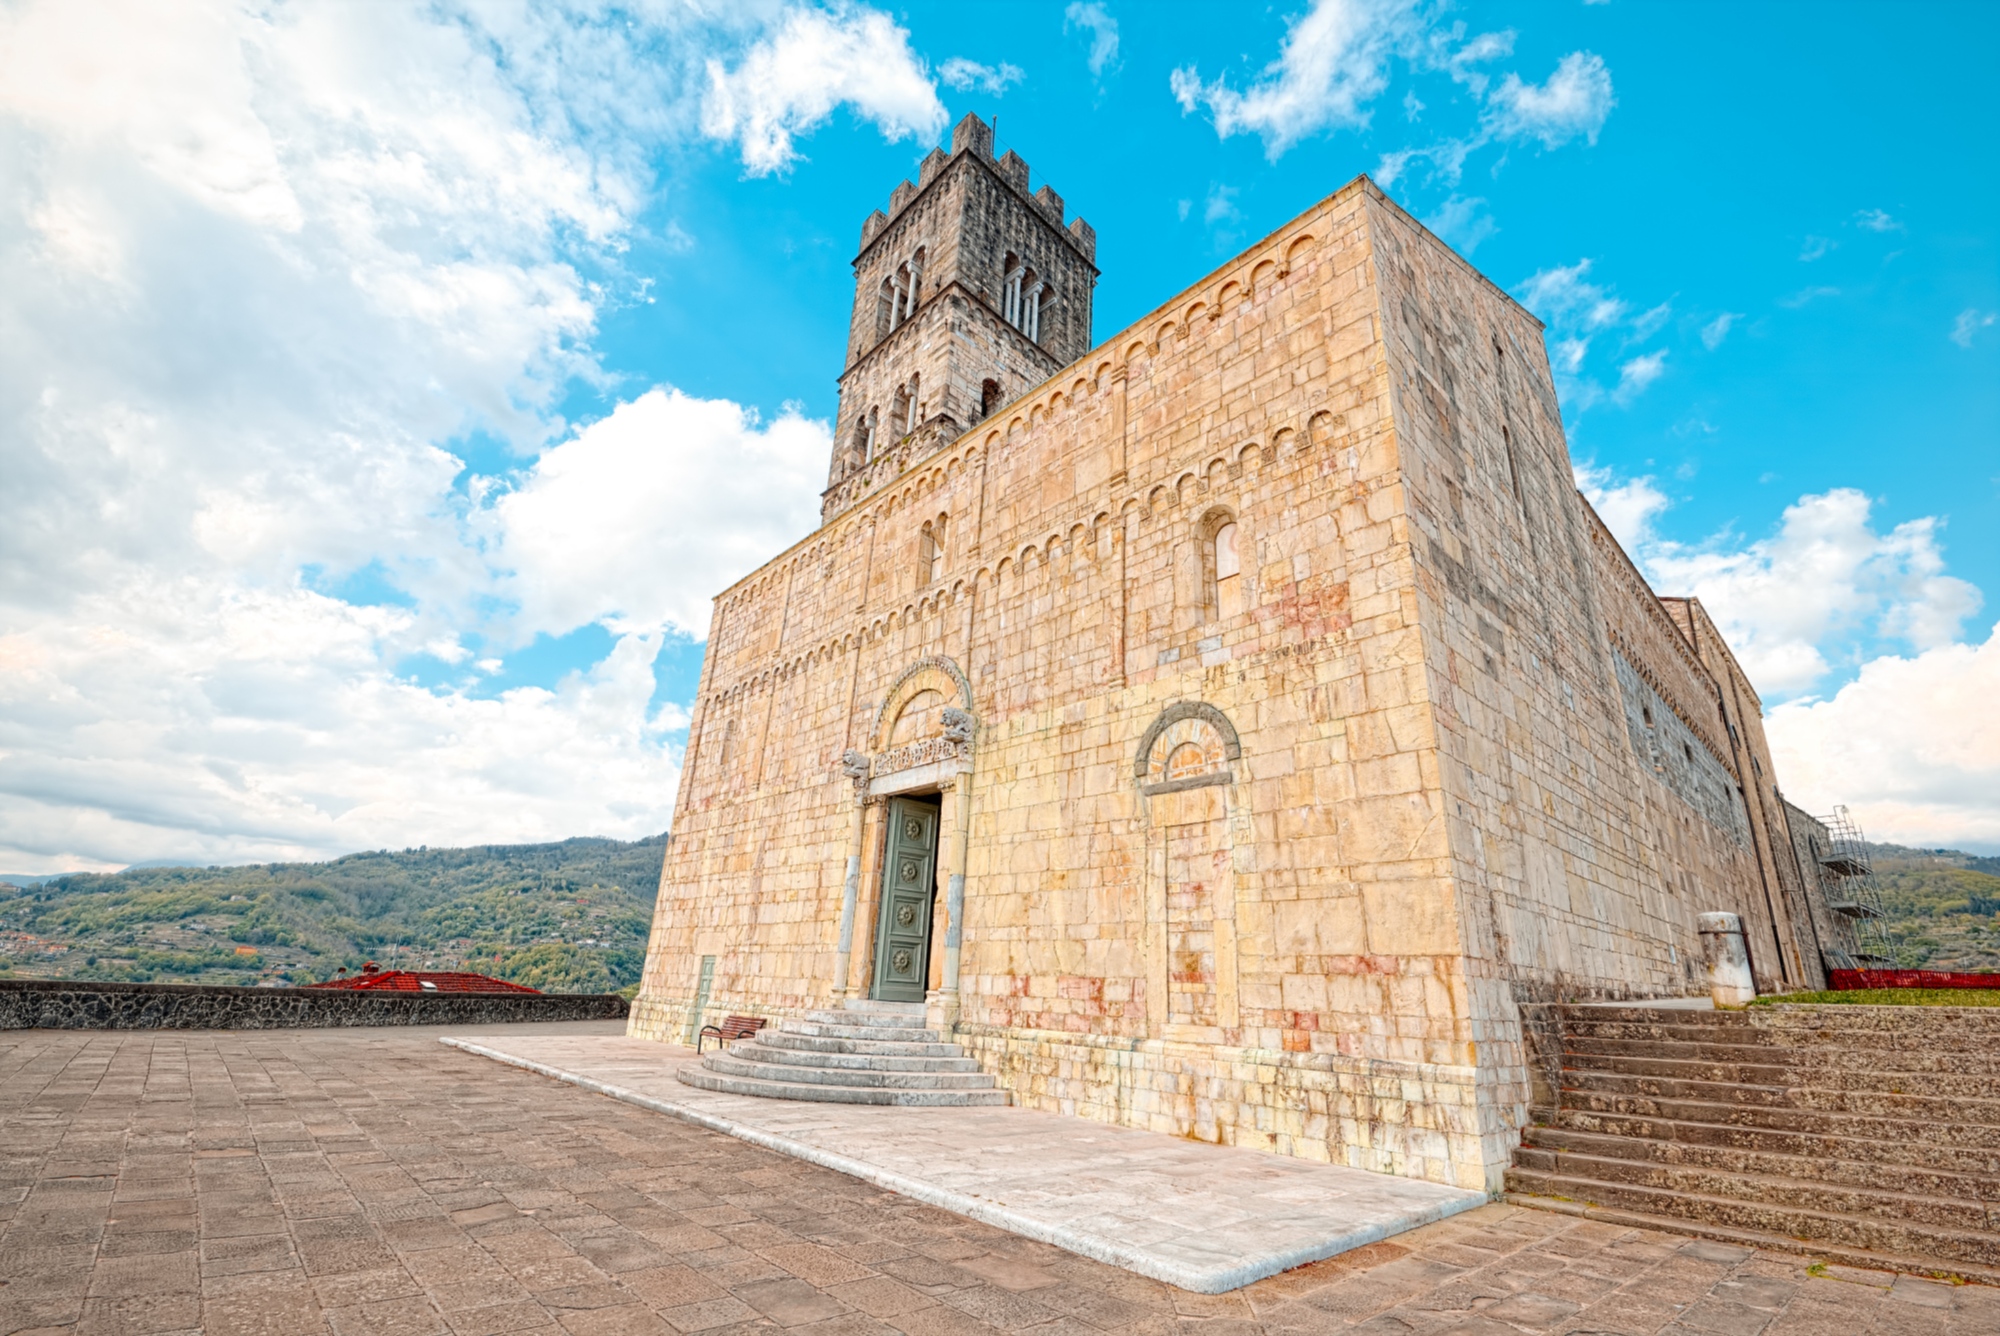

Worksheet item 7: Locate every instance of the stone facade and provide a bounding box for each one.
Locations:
[633,166,1827,1194]
[0,979,627,1029]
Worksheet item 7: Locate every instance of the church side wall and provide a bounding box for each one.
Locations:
[1661,597,1824,989]
[1361,196,1793,1178]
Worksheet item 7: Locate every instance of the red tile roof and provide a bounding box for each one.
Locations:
[305,962,540,994]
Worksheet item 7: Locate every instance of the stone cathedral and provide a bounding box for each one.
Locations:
[631,115,1833,1193]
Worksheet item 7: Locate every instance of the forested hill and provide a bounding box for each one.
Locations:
[0,836,665,993]
[1869,844,2000,971]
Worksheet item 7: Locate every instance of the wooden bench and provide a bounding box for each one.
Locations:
[697,1014,767,1054]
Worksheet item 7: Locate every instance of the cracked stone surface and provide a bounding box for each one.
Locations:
[3,1022,1996,1335]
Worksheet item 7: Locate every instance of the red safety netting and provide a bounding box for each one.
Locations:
[1828,968,2000,991]
[304,963,540,994]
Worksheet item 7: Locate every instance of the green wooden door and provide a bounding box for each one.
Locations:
[871,797,939,1002]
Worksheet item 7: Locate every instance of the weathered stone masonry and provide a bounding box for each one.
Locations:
[633,161,1824,1194]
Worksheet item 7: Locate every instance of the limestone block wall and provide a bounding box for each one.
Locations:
[636,179,1508,1186]
[633,175,1819,1194]
[1353,196,1822,1170]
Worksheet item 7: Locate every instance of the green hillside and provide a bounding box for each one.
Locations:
[1867,845,2000,971]
[0,836,665,993]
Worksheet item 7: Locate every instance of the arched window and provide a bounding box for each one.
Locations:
[1201,511,1242,621]
[876,279,894,341]
[1001,252,1023,327]
[891,384,912,438]
[980,379,1001,420]
[1023,272,1043,341]
[863,407,879,462]
[920,517,946,586]
[907,246,926,318]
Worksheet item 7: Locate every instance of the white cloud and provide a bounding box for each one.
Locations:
[1203,183,1243,226]
[1171,1,1607,179]
[1612,349,1667,403]
[1518,259,1627,331]
[1065,2,1122,79]
[0,584,688,872]
[1482,51,1613,148]
[1766,623,2000,849]
[1422,194,1496,255]
[1579,477,1984,698]
[702,5,946,176]
[1950,308,1997,348]
[1799,235,1835,261]
[0,1,941,870]
[940,58,1025,96]
[1170,0,1418,156]
[493,389,826,642]
[1779,285,1840,308]
[1855,207,1902,233]
[1573,464,1669,551]
[1701,312,1741,349]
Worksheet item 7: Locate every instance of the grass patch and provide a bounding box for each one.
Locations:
[1756,988,2000,1007]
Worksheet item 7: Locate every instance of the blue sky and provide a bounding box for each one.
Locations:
[1,0,1994,871]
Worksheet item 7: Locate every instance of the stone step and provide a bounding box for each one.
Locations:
[1546,1106,2000,1178]
[1559,1004,2000,1031]
[676,1064,1007,1107]
[802,1008,932,1030]
[1504,1193,2000,1287]
[1504,1166,2000,1268]
[1558,1014,2000,1049]
[756,1030,964,1059]
[1560,1035,2000,1074]
[1556,1088,2000,1150]
[1556,1051,2000,1094]
[729,1040,982,1074]
[1522,1124,2000,1202]
[781,1019,941,1044]
[702,1052,998,1091]
[1559,1069,2000,1124]
[839,999,927,1016]
[1509,1146,1998,1235]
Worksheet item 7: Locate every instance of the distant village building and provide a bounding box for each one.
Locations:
[631,116,1839,1192]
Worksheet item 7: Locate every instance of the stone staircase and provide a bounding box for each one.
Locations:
[676,999,1007,1106]
[1507,1003,2000,1281]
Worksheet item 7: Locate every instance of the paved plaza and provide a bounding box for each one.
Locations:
[441,1032,1485,1293]
[2,1022,1993,1336]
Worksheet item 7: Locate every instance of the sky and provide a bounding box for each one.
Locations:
[1,0,1995,873]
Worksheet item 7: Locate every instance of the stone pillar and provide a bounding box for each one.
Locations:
[1109,364,1129,480]
[926,770,973,1033]
[1698,911,1756,1009]
[832,752,871,999]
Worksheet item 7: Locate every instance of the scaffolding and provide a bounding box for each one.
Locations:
[1815,805,1892,969]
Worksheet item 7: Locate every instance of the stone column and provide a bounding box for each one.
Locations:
[1698,911,1756,1009]
[1109,364,1129,480]
[927,769,974,1033]
[832,752,870,1000]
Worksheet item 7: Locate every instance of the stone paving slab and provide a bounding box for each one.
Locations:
[443,1033,1484,1292]
[5,1024,1997,1336]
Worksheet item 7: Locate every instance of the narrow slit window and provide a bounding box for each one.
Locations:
[1214,522,1240,580]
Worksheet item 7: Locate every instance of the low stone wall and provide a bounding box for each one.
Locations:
[953,1022,1493,1193]
[0,979,628,1030]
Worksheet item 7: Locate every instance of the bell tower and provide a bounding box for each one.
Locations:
[823,114,1098,520]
